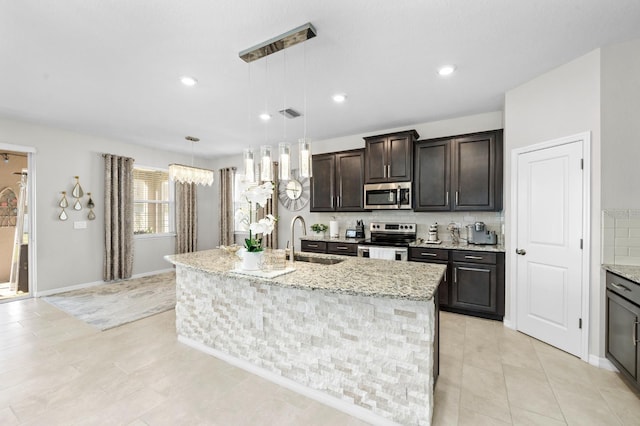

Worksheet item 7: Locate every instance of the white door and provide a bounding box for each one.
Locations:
[515,139,584,357]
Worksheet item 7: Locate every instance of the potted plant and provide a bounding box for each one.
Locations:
[236,181,277,270]
[310,223,328,238]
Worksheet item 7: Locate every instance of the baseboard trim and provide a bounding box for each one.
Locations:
[502,319,516,330]
[589,354,619,372]
[36,268,175,297]
[177,335,400,426]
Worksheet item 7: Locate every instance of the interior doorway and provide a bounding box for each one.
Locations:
[0,147,32,302]
[510,132,591,360]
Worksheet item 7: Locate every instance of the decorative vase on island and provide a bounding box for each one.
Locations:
[241,251,264,271]
[313,231,325,238]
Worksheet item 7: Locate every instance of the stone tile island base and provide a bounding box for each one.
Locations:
[175,265,436,426]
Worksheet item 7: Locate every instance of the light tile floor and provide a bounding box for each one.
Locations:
[0,299,638,425]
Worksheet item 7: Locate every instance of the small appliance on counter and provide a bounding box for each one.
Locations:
[425,222,441,244]
[346,219,366,239]
[467,222,497,245]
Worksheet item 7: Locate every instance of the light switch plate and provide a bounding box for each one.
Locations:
[74,221,87,229]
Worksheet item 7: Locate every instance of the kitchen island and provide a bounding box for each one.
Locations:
[165,249,446,426]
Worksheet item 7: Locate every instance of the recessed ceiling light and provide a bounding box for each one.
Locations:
[180,76,198,86]
[259,113,271,121]
[437,65,456,76]
[332,93,347,103]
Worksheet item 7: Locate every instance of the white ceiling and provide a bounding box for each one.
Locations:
[2,1,640,158]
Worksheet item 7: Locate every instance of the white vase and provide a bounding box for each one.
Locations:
[313,231,325,238]
[241,251,264,271]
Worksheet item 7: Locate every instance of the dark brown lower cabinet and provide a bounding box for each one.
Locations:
[301,240,358,256]
[409,247,504,320]
[606,271,640,391]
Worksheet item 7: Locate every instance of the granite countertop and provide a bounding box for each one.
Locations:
[300,236,365,244]
[166,249,446,302]
[299,236,505,252]
[410,241,506,253]
[603,264,640,284]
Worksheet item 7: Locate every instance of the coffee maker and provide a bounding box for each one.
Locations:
[466,222,497,245]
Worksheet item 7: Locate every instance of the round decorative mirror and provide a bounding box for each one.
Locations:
[278,177,310,211]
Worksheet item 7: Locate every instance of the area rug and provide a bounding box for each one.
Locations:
[43,271,176,330]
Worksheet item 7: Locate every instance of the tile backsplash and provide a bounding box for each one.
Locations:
[308,210,505,245]
[602,209,640,266]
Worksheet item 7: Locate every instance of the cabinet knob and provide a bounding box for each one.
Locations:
[515,248,526,255]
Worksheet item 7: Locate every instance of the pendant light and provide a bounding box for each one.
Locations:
[260,145,273,181]
[169,136,214,186]
[243,148,255,182]
[298,40,312,178]
[278,142,291,181]
[239,23,316,181]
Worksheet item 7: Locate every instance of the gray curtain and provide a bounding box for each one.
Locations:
[176,182,197,253]
[219,167,235,246]
[103,154,134,281]
[256,161,279,249]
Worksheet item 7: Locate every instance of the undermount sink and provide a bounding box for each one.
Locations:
[286,254,344,265]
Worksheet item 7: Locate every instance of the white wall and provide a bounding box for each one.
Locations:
[601,38,640,209]
[504,50,602,357]
[0,117,216,293]
[209,111,504,250]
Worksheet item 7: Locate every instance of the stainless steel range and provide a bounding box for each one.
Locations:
[357,222,417,261]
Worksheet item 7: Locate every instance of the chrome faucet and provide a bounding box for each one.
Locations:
[289,215,307,265]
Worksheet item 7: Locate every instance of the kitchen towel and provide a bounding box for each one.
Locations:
[330,220,339,238]
[368,247,396,260]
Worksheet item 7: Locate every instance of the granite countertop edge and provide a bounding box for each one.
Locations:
[166,249,446,302]
[602,264,640,284]
[299,236,505,253]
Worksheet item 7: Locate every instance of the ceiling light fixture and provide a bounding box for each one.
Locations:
[168,136,214,186]
[239,23,316,181]
[332,93,347,103]
[259,113,271,121]
[180,76,198,86]
[437,65,456,76]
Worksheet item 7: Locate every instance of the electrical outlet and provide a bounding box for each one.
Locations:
[74,221,87,229]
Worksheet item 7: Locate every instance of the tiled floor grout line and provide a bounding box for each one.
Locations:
[532,341,569,425]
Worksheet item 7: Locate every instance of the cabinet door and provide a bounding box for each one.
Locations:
[310,154,335,212]
[451,262,497,314]
[364,137,387,183]
[414,139,451,211]
[301,240,328,253]
[606,291,639,380]
[335,150,365,211]
[452,131,502,211]
[387,134,413,182]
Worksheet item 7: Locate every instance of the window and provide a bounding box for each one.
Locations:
[133,167,173,236]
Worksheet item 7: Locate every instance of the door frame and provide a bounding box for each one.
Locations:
[509,132,591,361]
[0,142,37,299]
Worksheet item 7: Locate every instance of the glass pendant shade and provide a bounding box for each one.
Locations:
[260,145,273,182]
[278,143,291,181]
[298,139,312,178]
[169,164,214,186]
[243,148,255,182]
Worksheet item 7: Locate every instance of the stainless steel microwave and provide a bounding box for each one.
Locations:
[364,182,412,210]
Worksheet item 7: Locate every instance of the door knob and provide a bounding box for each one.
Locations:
[515,248,526,255]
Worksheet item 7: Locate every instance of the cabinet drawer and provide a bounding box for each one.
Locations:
[409,247,449,262]
[451,251,497,265]
[607,271,640,306]
[301,240,327,253]
[327,242,358,256]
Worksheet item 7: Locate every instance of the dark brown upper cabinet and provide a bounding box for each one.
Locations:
[414,130,503,212]
[364,130,419,183]
[310,149,366,212]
